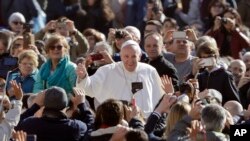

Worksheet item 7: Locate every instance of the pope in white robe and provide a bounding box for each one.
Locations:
[76,40,164,117]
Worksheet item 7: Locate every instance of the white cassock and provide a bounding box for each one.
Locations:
[76,62,164,117]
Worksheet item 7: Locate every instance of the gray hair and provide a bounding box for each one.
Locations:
[94,41,113,55]
[207,89,223,104]
[8,12,26,25]
[243,52,250,63]
[201,104,226,132]
[229,59,246,73]
[125,26,141,41]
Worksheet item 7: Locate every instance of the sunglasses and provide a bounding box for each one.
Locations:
[49,45,63,50]
[12,21,24,25]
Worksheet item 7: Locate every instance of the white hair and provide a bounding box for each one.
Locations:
[243,52,250,62]
[94,41,113,55]
[125,26,141,41]
[8,12,26,25]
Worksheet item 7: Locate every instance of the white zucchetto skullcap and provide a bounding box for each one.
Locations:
[121,40,141,55]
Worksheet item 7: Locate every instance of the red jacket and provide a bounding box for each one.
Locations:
[207,28,250,59]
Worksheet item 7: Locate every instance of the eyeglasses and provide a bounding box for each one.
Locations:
[12,21,24,25]
[49,45,63,50]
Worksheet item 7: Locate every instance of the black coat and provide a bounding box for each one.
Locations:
[198,67,240,104]
[147,55,179,91]
[239,81,250,109]
[16,103,94,141]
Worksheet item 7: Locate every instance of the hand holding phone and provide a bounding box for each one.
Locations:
[172,31,187,39]
[90,53,103,61]
[199,57,214,67]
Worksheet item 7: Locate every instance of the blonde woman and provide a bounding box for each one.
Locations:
[164,102,191,138]
[33,34,77,94]
[7,50,38,94]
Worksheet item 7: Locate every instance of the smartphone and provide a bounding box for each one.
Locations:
[200,57,214,67]
[90,53,103,61]
[172,31,186,39]
[131,82,143,94]
[27,134,37,141]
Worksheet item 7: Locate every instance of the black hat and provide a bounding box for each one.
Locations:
[44,86,68,111]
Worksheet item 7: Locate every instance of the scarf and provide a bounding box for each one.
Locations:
[39,56,69,90]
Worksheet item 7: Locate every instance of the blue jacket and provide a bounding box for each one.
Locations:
[7,69,38,94]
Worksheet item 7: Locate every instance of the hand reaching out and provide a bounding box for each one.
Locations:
[161,75,174,94]
[76,63,88,80]
[72,87,86,106]
[10,80,23,100]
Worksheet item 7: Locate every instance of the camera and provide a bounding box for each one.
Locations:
[115,30,125,39]
[90,53,103,61]
[221,18,227,24]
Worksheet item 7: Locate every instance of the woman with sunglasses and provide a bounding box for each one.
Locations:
[8,12,25,36]
[33,34,77,95]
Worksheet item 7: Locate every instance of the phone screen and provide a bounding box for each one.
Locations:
[173,31,186,39]
[200,57,214,67]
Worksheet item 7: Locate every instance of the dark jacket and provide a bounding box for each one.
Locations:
[16,103,94,141]
[147,55,179,90]
[145,112,167,141]
[239,81,250,109]
[198,67,240,104]
[206,27,250,59]
[0,0,39,26]
[0,53,18,79]
[238,0,250,28]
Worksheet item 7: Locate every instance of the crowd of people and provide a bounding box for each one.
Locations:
[1,0,250,141]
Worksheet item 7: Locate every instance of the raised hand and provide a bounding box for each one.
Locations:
[161,75,174,94]
[72,87,86,106]
[76,63,87,80]
[155,94,177,114]
[33,91,45,107]
[10,80,23,100]
[100,50,115,64]
[13,130,27,141]
[124,105,141,122]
